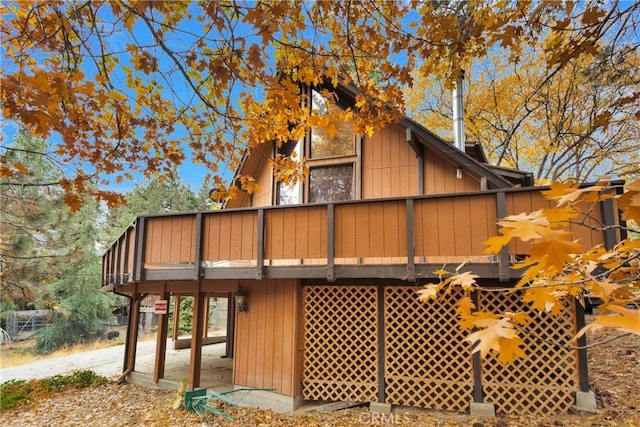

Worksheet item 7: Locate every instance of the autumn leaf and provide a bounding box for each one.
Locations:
[13,162,29,174]
[417,284,441,302]
[484,234,511,255]
[466,317,519,359]
[63,193,83,212]
[432,268,451,277]
[496,336,526,364]
[449,271,479,291]
[577,304,640,339]
[496,210,551,241]
[457,296,475,316]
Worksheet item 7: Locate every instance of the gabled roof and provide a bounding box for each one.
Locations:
[231,78,534,192]
[400,116,515,188]
[331,80,532,189]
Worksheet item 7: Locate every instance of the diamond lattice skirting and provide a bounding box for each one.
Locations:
[302,286,379,402]
[302,285,580,415]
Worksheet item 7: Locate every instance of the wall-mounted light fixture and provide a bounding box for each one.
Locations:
[456,168,463,179]
[234,288,248,313]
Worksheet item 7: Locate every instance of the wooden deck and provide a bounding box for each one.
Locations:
[102,186,617,288]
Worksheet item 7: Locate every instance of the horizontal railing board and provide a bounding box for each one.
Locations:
[102,183,623,288]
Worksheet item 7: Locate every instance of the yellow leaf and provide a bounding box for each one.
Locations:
[484,234,512,255]
[457,296,475,316]
[450,271,479,291]
[496,336,526,364]
[497,210,550,241]
[432,268,451,276]
[509,311,533,326]
[576,305,640,339]
[417,284,441,302]
[466,317,518,358]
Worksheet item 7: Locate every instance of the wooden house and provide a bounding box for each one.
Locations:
[102,81,621,415]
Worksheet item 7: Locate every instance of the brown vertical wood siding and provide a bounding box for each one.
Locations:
[265,206,327,260]
[253,155,274,207]
[362,124,419,199]
[335,200,407,258]
[414,194,497,260]
[202,211,257,262]
[145,216,196,265]
[423,147,481,194]
[233,279,301,397]
[505,192,605,255]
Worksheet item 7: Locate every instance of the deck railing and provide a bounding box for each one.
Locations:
[102,186,618,287]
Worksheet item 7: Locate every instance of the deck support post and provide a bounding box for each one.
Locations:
[226,292,234,358]
[153,283,169,382]
[125,286,141,373]
[575,300,590,393]
[172,295,180,341]
[377,285,385,404]
[202,296,210,338]
[471,290,484,403]
[188,282,205,390]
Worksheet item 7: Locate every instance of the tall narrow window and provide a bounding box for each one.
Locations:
[307,90,357,202]
[275,139,302,205]
[311,90,356,158]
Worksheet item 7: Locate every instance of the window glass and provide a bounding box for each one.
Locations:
[311,90,355,158]
[309,164,354,203]
[276,139,302,205]
[277,181,301,205]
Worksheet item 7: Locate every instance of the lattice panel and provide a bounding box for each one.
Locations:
[478,291,578,414]
[302,286,379,402]
[384,286,473,412]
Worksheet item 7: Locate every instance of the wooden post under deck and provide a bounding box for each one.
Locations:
[172,295,180,341]
[153,285,169,383]
[126,289,141,372]
[202,296,210,338]
[188,284,205,390]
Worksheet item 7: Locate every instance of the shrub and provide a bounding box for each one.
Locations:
[0,371,108,412]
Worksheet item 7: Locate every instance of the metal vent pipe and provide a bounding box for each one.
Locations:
[452,70,465,152]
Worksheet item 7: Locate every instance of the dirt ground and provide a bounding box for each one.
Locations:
[1,326,638,427]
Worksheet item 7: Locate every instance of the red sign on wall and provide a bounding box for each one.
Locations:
[154,300,168,314]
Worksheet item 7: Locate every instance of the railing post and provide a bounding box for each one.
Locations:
[115,237,122,286]
[194,213,204,280]
[327,203,335,282]
[256,209,264,280]
[495,192,509,281]
[102,253,108,287]
[122,228,131,284]
[110,244,117,285]
[599,197,618,250]
[133,217,146,282]
[405,199,416,281]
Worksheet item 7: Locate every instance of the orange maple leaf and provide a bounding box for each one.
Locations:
[465,317,519,358]
[576,304,640,338]
[63,193,83,212]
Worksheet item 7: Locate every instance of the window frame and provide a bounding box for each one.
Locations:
[273,85,361,205]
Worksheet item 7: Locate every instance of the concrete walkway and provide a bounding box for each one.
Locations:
[0,339,231,389]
